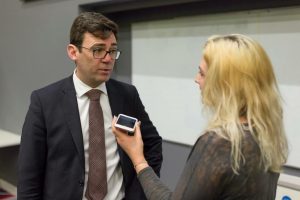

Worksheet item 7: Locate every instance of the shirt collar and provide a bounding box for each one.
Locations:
[72,69,108,98]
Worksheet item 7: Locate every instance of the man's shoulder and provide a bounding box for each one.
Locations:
[107,78,136,91]
[33,76,73,95]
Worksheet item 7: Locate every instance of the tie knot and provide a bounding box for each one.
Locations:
[86,89,101,101]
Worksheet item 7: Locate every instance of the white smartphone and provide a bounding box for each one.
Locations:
[115,114,138,135]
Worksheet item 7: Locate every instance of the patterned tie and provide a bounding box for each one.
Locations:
[85,89,107,200]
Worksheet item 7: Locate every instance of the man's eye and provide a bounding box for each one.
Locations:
[93,48,105,53]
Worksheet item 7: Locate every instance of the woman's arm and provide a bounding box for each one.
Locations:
[112,120,232,200]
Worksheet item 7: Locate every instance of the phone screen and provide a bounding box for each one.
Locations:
[116,115,136,128]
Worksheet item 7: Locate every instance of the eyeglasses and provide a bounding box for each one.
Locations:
[78,46,121,60]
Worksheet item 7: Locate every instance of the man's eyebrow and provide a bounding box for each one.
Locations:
[90,43,105,48]
[91,43,118,48]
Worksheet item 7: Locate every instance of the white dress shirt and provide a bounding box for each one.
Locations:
[73,71,125,200]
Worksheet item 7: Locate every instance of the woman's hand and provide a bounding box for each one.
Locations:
[112,116,149,173]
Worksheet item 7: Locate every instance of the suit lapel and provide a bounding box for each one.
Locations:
[106,80,128,180]
[62,76,85,169]
[106,79,124,117]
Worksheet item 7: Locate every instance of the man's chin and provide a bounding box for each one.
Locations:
[97,75,111,83]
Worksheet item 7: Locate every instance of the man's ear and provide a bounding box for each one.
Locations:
[67,44,78,61]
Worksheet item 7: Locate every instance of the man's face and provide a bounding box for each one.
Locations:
[74,32,117,88]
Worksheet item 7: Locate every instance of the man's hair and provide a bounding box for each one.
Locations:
[70,12,119,48]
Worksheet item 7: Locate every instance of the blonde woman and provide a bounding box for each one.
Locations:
[112,34,288,200]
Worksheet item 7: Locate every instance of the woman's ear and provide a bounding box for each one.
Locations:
[67,44,78,61]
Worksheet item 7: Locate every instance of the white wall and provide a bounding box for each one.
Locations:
[132,6,300,168]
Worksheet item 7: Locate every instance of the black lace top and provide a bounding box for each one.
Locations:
[137,130,279,200]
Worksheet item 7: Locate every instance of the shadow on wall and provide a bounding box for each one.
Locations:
[160,140,192,190]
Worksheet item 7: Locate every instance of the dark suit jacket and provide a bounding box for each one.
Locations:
[18,76,163,200]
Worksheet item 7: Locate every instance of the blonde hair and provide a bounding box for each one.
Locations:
[202,34,288,173]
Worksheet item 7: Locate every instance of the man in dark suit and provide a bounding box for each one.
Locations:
[17,12,162,200]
